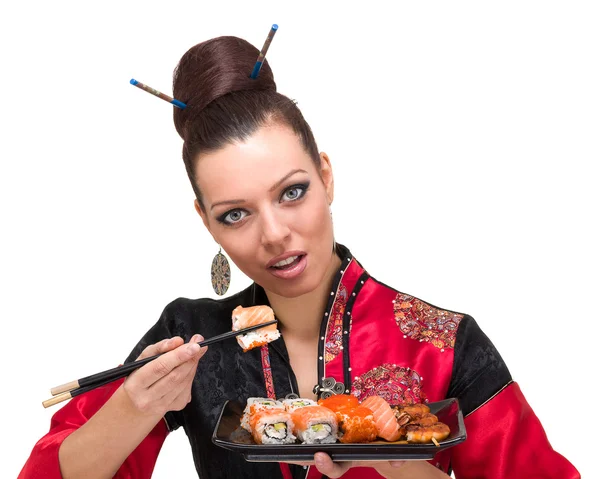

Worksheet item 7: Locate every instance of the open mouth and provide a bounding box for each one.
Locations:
[269,254,305,270]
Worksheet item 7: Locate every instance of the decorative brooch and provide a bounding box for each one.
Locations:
[313,377,346,399]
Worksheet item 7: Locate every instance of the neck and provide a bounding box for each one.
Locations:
[265,249,342,342]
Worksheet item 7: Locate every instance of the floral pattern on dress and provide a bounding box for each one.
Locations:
[393,293,463,350]
[351,363,428,404]
[260,344,276,400]
[324,283,349,363]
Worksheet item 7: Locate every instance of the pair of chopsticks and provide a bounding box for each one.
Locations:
[42,320,278,408]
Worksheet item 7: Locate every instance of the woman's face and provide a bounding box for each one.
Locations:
[194,123,335,298]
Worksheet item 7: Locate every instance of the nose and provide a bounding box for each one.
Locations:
[260,207,291,247]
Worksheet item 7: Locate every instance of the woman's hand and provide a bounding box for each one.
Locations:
[122,335,207,417]
[312,453,449,479]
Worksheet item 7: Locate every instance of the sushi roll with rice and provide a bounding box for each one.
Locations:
[291,405,338,444]
[232,305,280,352]
[241,397,283,432]
[335,406,378,444]
[250,408,296,445]
[319,394,377,444]
[282,398,317,412]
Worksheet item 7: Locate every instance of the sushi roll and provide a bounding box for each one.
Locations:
[361,395,402,441]
[335,406,378,444]
[241,397,283,432]
[250,409,296,445]
[282,398,318,413]
[232,305,281,352]
[291,406,338,444]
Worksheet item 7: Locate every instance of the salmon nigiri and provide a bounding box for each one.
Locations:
[232,305,280,352]
[361,395,402,441]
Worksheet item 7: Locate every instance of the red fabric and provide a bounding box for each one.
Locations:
[273,260,579,478]
[18,378,168,479]
[261,344,276,400]
[279,463,294,479]
[323,259,457,409]
[451,382,580,479]
[290,458,448,478]
[307,464,324,478]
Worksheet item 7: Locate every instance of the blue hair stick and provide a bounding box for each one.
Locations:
[250,24,278,79]
[130,78,187,109]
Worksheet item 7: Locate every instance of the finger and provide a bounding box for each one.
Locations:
[313,453,350,478]
[135,339,204,389]
[162,353,201,409]
[165,337,204,406]
[136,336,184,360]
[145,336,206,396]
[389,461,407,468]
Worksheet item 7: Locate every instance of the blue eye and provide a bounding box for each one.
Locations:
[217,182,309,227]
[281,183,309,202]
[219,209,248,225]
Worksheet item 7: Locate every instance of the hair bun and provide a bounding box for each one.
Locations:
[172,36,277,140]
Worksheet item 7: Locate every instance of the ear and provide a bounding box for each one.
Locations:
[319,152,334,205]
[194,199,216,240]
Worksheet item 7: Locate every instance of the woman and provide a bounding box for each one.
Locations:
[19,36,580,479]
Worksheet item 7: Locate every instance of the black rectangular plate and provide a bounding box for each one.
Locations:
[212,398,466,462]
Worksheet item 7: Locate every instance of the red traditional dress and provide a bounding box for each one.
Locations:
[19,244,580,478]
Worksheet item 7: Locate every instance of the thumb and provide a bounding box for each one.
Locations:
[137,337,184,360]
[313,453,350,478]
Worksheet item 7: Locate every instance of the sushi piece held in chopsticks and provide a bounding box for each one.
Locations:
[291,405,338,444]
[232,305,280,352]
[361,395,402,442]
[250,408,296,445]
[282,398,318,413]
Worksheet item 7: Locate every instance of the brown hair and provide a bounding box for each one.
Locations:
[172,36,320,212]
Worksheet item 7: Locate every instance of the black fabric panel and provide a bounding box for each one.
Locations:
[123,288,285,479]
[446,315,513,416]
[124,299,189,431]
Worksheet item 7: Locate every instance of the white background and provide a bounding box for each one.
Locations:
[1,1,597,477]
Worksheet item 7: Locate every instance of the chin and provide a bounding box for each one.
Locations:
[260,268,324,298]
[264,278,318,298]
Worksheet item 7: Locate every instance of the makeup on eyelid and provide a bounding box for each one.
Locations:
[216,182,310,226]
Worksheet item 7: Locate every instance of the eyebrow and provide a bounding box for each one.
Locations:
[210,169,309,212]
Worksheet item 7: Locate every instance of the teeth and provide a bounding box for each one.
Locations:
[272,255,299,268]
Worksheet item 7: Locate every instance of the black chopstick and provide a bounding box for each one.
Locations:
[44,319,277,408]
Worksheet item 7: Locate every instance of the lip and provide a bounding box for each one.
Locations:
[268,254,308,280]
[266,250,307,269]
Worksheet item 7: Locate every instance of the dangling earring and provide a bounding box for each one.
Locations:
[211,246,230,295]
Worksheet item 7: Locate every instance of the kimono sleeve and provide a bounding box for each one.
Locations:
[446,315,580,478]
[123,298,190,432]
[18,301,185,478]
[17,379,168,479]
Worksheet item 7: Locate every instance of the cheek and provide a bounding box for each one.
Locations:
[214,225,254,261]
[304,201,331,232]
[222,237,256,267]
